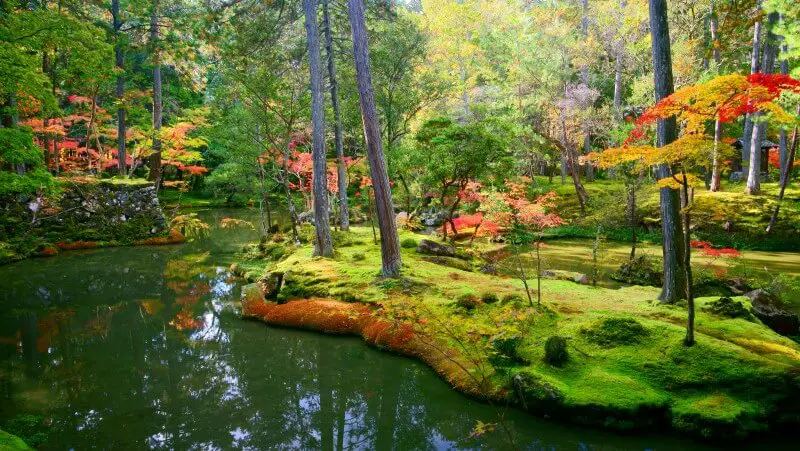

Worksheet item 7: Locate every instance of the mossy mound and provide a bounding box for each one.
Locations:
[580,317,649,347]
[702,296,753,320]
[237,226,800,441]
[0,429,32,451]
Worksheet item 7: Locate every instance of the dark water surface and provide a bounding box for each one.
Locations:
[0,209,747,450]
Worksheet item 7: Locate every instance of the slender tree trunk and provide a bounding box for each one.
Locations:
[627,181,637,260]
[322,0,349,231]
[680,171,695,346]
[767,110,798,233]
[348,0,403,276]
[113,0,126,175]
[649,0,687,304]
[745,11,779,195]
[149,0,162,188]
[741,0,763,170]
[709,2,722,192]
[778,26,789,182]
[41,52,51,171]
[581,0,594,181]
[304,0,334,257]
[281,142,301,245]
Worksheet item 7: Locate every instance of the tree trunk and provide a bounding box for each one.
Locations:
[41,52,51,171]
[348,0,403,277]
[281,141,301,245]
[148,0,162,188]
[627,181,637,260]
[745,11,779,195]
[766,108,798,234]
[649,0,687,304]
[741,0,763,169]
[680,170,695,346]
[581,0,593,181]
[708,1,722,192]
[778,23,789,183]
[322,0,349,231]
[304,0,334,258]
[113,0,126,175]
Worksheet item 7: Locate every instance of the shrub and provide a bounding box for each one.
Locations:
[270,233,286,243]
[455,293,481,310]
[352,252,366,262]
[502,293,525,305]
[611,255,663,286]
[703,297,753,320]
[481,292,500,304]
[581,317,649,347]
[490,336,529,367]
[401,237,418,249]
[544,336,569,366]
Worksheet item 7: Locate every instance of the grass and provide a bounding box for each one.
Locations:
[238,226,800,441]
[0,429,31,450]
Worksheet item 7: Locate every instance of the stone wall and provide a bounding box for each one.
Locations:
[1,178,174,264]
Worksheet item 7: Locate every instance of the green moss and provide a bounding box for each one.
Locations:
[581,317,649,348]
[702,296,753,320]
[235,226,800,440]
[401,237,418,248]
[0,429,32,450]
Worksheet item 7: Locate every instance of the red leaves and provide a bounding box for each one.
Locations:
[691,240,741,258]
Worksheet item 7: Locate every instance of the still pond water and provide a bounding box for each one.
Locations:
[0,209,783,449]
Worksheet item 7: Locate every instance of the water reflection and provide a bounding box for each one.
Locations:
[0,209,710,450]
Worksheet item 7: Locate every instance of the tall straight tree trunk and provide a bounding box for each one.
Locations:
[709,1,723,191]
[148,0,162,187]
[649,0,687,304]
[304,0,334,258]
[42,51,51,171]
[612,0,627,122]
[745,11,779,195]
[778,18,789,184]
[348,0,403,277]
[741,0,763,170]
[322,0,349,231]
[767,107,798,234]
[581,0,593,181]
[112,0,126,175]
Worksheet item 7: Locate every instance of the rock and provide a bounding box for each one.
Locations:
[418,207,447,227]
[257,271,284,298]
[541,269,589,285]
[479,263,497,275]
[395,211,409,227]
[241,283,266,306]
[512,372,564,411]
[297,211,314,224]
[746,289,800,336]
[729,171,744,183]
[416,239,456,257]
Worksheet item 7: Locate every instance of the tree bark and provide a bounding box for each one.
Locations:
[709,2,722,192]
[741,0,763,169]
[148,0,162,187]
[649,0,687,304]
[581,0,593,181]
[348,0,403,277]
[766,107,798,234]
[778,19,789,183]
[745,11,779,195]
[322,0,349,231]
[112,0,126,175]
[304,0,334,258]
[680,169,695,346]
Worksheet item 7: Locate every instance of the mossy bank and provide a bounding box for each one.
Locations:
[0,177,181,265]
[234,226,800,442]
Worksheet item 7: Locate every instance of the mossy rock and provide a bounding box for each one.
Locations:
[581,317,649,348]
[671,394,767,440]
[421,255,473,272]
[702,296,753,320]
[512,370,566,411]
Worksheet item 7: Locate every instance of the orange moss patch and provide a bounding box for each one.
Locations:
[37,246,58,257]
[242,297,489,397]
[135,229,185,246]
[56,240,100,250]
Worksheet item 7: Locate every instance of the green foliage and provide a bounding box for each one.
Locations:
[581,317,650,348]
[480,292,500,304]
[400,237,418,249]
[543,336,569,366]
[0,128,55,196]
[611,255,663,287]
[455,293,481,310]
[2,415,48,449]
[352,252,366,262]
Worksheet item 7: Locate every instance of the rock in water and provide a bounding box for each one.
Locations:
[258,271,284,298]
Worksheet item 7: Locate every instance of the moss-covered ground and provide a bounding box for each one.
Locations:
[537,177,800,251]
[238,226,800,441]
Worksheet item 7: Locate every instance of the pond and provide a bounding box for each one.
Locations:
[0,209,783,449]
